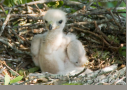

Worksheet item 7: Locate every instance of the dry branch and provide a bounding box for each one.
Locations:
[22,64,126,85]
[0,0,126,85]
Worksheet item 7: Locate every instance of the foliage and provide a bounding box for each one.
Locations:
[98,1,126,17]
[18,67,40,76]
[1,0,126,16]
[93,50,110,59]
[4,72,23,85]
[4,73,10,85]
[9,76,23,84]
[119,46,126,57]
[47,1,64,8]
[108,35,120,44]
[2,0,33,7]
[0,0,126,85]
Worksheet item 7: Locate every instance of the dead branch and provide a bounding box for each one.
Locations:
[0,0,126,85]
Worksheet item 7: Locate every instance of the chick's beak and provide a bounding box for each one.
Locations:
[47,23,59,30]
[49,24,52,30]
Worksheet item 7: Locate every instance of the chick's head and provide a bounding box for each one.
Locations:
[43,9,67,31]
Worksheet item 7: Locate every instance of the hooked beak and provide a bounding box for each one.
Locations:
[49,24,52,30]
[47,24,59,30]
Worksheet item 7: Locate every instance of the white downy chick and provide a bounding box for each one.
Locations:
[31,9,90,75]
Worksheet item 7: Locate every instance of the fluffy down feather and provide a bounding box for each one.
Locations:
[31,9,90,75]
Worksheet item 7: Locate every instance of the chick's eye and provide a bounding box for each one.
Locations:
[45,20,48,23]
[58,20,63,24]
[76,62,78,63]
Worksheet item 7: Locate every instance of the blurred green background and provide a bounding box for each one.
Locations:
[0,0,126,17]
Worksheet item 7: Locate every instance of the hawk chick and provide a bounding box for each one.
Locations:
[31,9,89,74]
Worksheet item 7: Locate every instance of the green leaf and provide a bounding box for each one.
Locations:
[4,73,10,85]
[119,46,126,57]
[55,1,59,8]
[102,51,110,59]
[121,46,126,50]
[57,1,64,8]
[122,51,126,57]
[18,69,28,75]
[108,35,120,44]
[71,9,76,13]
[10,76,23,84]
[47,2,56,7]
[64,5,70,8]
[28,67,40,73]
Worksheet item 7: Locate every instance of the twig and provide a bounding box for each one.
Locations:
[113,0,124,11]
[0,37,31,55]
[94,21,119,46]
[108,10,123,30]
[73,27,120,51]
[70,68,87,78]
[0,9,11,36]
[0,5,6,16]
[13,0,61,8]
[1,60,20,76]
[114,76,126,85]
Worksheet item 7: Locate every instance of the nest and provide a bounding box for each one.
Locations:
[0,0,126,85]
